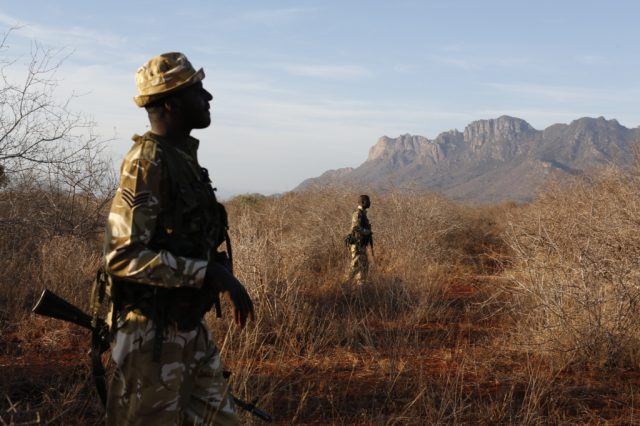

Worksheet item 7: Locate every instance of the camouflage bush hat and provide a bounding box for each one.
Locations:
[133,52,205,107]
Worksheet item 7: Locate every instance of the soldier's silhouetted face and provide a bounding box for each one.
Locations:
[172,82,213,130]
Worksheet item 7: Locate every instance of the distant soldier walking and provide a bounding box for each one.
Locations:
[345,195,373,286]
[103,52,254,425]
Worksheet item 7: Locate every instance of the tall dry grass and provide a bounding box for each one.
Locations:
[0,187,108,425]
[207,190,513,424]
[504,166,640,369]
[3,172,640,424]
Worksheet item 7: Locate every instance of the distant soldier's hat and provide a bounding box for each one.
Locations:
[133,52,204,107]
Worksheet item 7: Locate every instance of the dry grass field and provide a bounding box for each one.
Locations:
[2,166,640,425]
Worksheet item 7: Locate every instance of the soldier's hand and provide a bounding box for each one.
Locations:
[222,276,255,328]
[205,261,255,328]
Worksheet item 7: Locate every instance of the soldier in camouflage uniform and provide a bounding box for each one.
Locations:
[345,195,372,286]
[103,52,254,426]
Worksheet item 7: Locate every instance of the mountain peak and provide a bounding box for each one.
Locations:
[295,116,637,202]
[464,116,534,145]
[569,116,622,129]
[367,134,429,162]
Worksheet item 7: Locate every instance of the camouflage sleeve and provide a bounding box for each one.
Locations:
[351,209,360,233]
[103,140,206,289]
[351,209,371,237]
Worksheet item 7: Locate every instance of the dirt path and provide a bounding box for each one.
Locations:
[3,276,640,424]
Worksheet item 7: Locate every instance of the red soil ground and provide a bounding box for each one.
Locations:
[2,277,640,424]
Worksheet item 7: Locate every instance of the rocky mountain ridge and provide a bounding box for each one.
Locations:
[295,116,639,202]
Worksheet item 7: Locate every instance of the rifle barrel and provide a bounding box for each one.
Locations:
[232,395,273,422]
[32,289,94,330]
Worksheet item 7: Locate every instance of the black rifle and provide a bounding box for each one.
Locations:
[32,289,273,422]
[32,289,109,405]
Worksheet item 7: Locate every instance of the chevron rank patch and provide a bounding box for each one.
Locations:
[121,188,151,209]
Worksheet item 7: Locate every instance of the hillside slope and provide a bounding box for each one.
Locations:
[295,116,638,202]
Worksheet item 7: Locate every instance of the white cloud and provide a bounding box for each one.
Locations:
[278,63,371,79]
[575,55,606,65]
[238,7,317,26]
[485,82,632,103]
[438,44,465,53]
[393,64,413,73]
[432,55,479,71]
[0,13,125,50]
[205,69,293,96]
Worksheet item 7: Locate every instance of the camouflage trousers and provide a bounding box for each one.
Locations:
[346,244,369,285]
[106,311,239,426]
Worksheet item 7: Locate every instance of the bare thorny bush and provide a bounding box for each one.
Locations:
[505,165,640,369]
[205,190,511,423]
[5,162,640,423]
[0,29,115,326]
[0,29,115,425]
[221,190,503,350]
[1,184,505,423]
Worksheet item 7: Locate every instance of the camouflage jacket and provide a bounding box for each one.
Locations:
[103,132,225,293]
[350,207,371,246]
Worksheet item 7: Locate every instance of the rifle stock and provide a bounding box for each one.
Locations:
[32,288,110,405]
[32,289,99,330]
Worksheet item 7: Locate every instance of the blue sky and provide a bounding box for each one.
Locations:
[1,1,639,196]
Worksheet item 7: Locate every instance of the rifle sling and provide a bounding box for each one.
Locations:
[91,330,108,407]
[90,268,110,407]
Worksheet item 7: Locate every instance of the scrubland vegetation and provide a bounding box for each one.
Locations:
[2,29,640,426]
[3,161,640,425]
